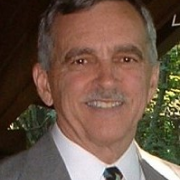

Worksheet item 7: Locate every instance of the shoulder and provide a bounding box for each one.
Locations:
[0,132,50,179]
[0,151,27,179]
[137,144,180,179]
[0,131,62,180]
[159,156,180,177]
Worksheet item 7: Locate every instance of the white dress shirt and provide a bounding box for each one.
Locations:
[51,123,145,180]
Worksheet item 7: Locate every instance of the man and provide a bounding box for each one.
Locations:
[0,0,180,179]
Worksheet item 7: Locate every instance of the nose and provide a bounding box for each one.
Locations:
[95,62,117,89]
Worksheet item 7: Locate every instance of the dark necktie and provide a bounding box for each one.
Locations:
[103,166,123,180]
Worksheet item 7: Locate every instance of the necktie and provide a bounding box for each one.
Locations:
[103,166,123,180]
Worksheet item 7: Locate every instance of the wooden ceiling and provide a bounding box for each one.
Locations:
[0,0,180,131]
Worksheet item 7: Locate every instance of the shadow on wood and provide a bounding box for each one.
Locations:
[0,129,26,159]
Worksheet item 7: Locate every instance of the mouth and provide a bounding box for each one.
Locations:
[86,100,123,109]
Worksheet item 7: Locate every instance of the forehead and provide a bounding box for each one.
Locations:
[52,1,147,55]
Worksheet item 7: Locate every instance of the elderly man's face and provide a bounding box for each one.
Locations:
[34,1,159,152]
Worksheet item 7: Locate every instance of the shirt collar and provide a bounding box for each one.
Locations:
[113,140,143,180]
[51,123,144,180]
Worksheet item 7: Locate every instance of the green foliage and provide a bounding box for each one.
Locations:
[136,44,180,165]
[10,105,56,148]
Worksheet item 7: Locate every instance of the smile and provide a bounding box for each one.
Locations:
[86,100,123,109]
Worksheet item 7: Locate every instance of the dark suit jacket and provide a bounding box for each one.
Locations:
[0,131,179,180]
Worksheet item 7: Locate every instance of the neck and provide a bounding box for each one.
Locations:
[57,121,136,164]
[83,137,134,164]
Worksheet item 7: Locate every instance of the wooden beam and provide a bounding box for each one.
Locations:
[147,0,180,30]
[158,26,180,57]
[0,81,42,130]
[0,129,26,159]
[0,0,49,130]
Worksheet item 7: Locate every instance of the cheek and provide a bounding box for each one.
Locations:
[123,70,150,113]
[124,71,147,94]
[56,72,90,111]
[63,69,95,94]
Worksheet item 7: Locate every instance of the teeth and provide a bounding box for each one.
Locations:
[87,101,122,109]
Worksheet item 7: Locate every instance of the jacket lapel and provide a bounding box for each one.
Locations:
[136,142,180,180]
[140,159,168,180]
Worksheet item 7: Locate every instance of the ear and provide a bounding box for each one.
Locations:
[32,63,53,106]
[148,64,160,103]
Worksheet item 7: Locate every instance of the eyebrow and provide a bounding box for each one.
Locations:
[63,44,144,62]
[64,47,95,61]
[114,44,143,60]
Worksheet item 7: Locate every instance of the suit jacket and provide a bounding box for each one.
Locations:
[0,131,179,180]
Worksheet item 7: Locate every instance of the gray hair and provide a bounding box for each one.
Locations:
[38,0,158,70]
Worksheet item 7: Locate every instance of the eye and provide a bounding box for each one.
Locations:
[71,58,88,65]
[121,57,137,63]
